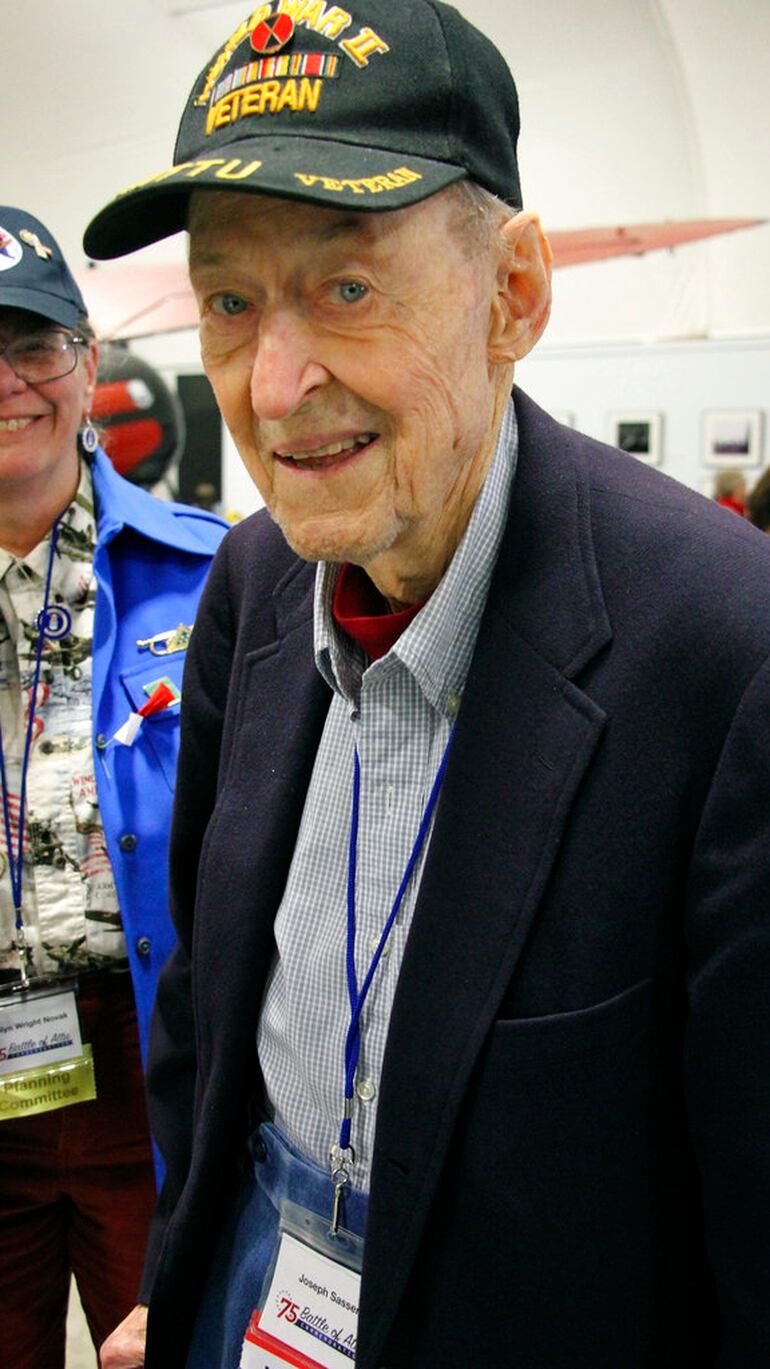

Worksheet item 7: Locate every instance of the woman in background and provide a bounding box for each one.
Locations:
[0,206,226,1367]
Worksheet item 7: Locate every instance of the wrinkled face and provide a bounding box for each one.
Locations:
[0,308,96,493]
[189,189,505,582]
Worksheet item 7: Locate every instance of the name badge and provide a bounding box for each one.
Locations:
[241,1203,361,1369]
[0,984,96,1120]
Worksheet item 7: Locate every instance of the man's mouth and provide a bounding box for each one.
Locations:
[0,417,37,433]
[275,432,376,471]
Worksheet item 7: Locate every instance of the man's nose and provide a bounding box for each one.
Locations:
[249,310,331,421]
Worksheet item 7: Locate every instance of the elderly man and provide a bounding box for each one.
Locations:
[86,3,770,1366]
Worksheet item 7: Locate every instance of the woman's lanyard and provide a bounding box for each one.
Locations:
[0,517,63,989]
[329,724,455,1232]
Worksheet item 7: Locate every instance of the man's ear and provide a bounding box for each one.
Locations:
[488,211,552,363]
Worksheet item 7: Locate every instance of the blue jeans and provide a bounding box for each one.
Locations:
[186,1123,369,1369]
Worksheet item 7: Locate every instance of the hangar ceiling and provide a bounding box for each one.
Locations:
[2,0,768,340]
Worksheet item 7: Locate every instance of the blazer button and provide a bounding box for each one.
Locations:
[119,833,137,852]
[136,936,152,957]
[95,733,107,750]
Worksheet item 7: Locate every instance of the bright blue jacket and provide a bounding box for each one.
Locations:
[89,448,227,1063]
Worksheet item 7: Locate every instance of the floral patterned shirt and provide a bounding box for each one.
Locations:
[0,462,125,978]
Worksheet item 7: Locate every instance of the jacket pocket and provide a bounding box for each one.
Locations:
[492,975,653,1066]
[118,656,185,792]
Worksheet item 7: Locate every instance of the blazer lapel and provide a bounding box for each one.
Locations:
[358,393,613,1365]
[195,556,331,1069]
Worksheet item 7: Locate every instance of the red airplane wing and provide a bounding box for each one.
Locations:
[75,218,765,339]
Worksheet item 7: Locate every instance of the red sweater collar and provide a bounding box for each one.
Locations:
[332,562,427,661]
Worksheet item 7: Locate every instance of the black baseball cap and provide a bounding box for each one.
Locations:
[0,207,88,328]
[84,0,521,260]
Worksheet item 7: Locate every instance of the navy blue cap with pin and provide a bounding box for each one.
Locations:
[0,207,87,328]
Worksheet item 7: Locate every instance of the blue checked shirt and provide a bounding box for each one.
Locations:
[257,400,518,1192]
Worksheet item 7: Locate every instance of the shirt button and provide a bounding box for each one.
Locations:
[95,733,107,750]
[136,936,152,957]
[119,833,137,852]
[39,740,54,754]
[370,936,390,958]
[356,1078,376,1103]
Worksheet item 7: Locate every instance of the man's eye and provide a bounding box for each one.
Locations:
[336,282,368,304]
[210,293,248,317]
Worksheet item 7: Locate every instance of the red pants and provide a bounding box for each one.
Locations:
[0,972,157,1369]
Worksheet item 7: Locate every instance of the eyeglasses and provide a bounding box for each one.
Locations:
[0,329,88,384]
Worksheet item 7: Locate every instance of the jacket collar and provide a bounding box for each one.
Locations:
[356,389,614,1365]
[90,447,223,556]
[489,386,612,678]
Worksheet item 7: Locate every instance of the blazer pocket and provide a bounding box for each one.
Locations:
[444,976,659,1340]
[491,976,653,1068]
[462,977,655,1208]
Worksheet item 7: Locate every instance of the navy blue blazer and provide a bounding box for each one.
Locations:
[143,391,770,1367]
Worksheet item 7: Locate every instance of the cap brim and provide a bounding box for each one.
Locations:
[0,286,83,329]
[84,135,466,260]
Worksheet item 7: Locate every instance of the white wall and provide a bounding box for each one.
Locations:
[517,333,770,495]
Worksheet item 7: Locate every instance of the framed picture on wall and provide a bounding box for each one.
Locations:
[702,410,763,468]
[607,412,663,465]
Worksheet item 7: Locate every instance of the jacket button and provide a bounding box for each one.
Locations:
[119,833,137,852]
[136,936,152,957]
[95,733,107,750]
[252,1137,268,1164]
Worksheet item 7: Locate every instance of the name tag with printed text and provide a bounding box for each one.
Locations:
[242,1231,360,1369]
[0,985,96,1118]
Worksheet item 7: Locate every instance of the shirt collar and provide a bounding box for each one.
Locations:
[314,397,518,713]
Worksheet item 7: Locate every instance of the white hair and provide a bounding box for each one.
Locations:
[445,180,521,257]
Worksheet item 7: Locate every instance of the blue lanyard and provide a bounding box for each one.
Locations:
[0,518,62,987]
[338,724,455,1156]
